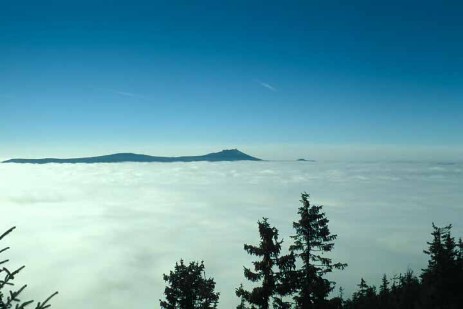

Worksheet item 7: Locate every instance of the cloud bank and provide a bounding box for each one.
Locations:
[0,161,462,308]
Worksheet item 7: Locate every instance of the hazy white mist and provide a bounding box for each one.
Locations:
[0,161,462,308]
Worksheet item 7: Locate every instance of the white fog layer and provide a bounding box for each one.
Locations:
[0,161,462,308]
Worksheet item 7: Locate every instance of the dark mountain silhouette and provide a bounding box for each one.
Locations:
[2,149,262,164]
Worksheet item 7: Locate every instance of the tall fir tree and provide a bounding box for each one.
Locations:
[160,260,219,309]
[458,237,463,307]
[289,193,347,308]
[379,274,389,298]
[421,223,462,309]
[378,274,390,309]
[236,218,293,309]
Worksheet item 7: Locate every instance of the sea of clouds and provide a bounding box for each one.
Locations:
[0,160,462,308]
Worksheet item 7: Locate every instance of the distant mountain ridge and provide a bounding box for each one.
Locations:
[2,149,262,164]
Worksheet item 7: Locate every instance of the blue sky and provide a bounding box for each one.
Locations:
[1,0,462,159]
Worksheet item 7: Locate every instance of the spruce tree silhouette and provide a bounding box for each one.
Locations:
[349,278,377,309]
[343,224,462,309]
[289,193,347,308]
[396,269,420,309]
[160,260,219,309]
[421,223,463,308]
[0,227,58,309]
[236,218,294,309]
[377,274,391,309]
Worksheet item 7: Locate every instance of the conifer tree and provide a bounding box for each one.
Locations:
[378,274,390,309]
[350,278,377,309]
[388,276,400,309]
[160,260,219,309]
[379,275,389,296]
[325,287,344,309]
[421,223,462,309]
[289,193,347,308]
[0,227,58,309]
[458,238,463,265]
[396,269,420,309]
[458,237,463,307]
[236,218,293,309]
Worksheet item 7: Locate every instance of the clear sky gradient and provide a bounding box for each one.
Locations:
[1,1,462,159]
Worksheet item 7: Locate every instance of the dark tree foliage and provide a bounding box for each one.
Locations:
[347,278,377,309]
[0,227,58,309]
[344,223,462,309]
[345,271,421,309]
[377,274,390,308]
[289,193,347,308]
[158,196,462,309]
[458,237,463,297]
[236,218,294,309]
[420,223,463,309]
[328,288,344,309]
[395,270,420,309]
[160,260,219,309]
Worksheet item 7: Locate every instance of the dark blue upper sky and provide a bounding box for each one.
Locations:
[1,0,462,158]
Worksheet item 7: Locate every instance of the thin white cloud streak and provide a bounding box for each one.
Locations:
[95,87,146,99]
[0,161,462,308]
[112,90,145,99]
[256,80,277,91]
